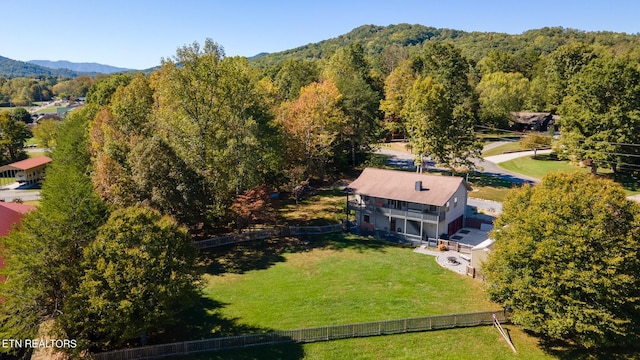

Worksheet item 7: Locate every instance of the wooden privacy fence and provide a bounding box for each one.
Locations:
[194,224,343,250]
[89,310,509,360]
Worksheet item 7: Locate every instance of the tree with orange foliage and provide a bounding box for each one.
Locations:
[278,79,346,181]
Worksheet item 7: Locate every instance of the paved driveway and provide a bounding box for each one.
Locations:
[376,147,541,184]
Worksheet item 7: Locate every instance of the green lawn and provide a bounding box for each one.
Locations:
[469,187,514,203]
[277,188,347,226]
[35,105,58,114]
[498,154,600,180]
[466,172,522,203]
[476,132,523,142]
[481,141,523,157]
[1,176,15,186]
[203,235,493,329]
[193,233,553,359]
[28,151,47,158]
[25,137,38,146]
[497,155,640,195]
[376,142,412,154]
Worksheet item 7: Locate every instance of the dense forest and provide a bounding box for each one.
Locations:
[2,23,640,356]
[252,24,640,66]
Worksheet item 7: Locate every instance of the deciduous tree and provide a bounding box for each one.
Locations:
[0,111,31,164]
[402,75,481,172]
[519,133,552,158]
[0,111,109,356]
[558,54,640,174]
[379,59,417,137]
[483,172,640,349]
[323,43,381,168]
[32,118,59,149]
[154,40,273,230]
[273,59,319,101]
[64,206,200,352]
[477,71,530,128]
[278,79,346,181]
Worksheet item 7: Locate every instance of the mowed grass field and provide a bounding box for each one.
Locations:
[481,141,524,157]
[195,234,553,359]
[497,155,640,195]
[497,154,594,180]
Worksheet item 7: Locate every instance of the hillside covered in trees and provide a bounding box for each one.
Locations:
[0,55,87,78]
[251,23,640,67]
[3,23,640,356]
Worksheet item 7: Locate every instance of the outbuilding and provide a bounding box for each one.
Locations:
[0,156,52,186]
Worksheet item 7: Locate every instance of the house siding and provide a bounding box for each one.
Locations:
[349,182,468,241]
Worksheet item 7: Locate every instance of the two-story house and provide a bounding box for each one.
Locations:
[346,168,470,242]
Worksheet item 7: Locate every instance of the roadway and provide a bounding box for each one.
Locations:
[376,144,550,184]
[376,144,639,205]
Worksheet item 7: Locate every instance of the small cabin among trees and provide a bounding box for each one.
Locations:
[510,112,556,132]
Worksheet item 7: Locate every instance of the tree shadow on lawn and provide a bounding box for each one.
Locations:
[167,342,305,360]
[467,172,527,188]
[153,297,270,343]
[536,335,640,360]
[158,296,306,360]
[199,233,390,276]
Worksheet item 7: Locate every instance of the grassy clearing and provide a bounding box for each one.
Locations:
[0,177,15,186]
[28,151,47,158]
[481,141,523,157]
[277,188,346,226]
[497,154,593,179]
[193,233,553,359]
[497,155,640,195]
[376,142,411,153]
[469,187,514,203]
[203,234,493,329]
[476,132,524,142]
[466,172,522,203]
[35,105,58,114]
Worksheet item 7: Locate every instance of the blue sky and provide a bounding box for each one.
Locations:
[2,0,639,70]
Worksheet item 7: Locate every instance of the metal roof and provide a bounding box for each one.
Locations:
[0,156,52,172]
[347,168,467,207]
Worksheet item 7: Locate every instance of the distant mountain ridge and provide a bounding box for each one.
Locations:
[0,55,83,78]
[250,23,640,67]
[28,60,135,74]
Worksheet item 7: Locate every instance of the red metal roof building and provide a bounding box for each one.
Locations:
[0,202,36,278]
[0,156,52,186]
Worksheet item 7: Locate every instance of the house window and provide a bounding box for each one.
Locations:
[446,201,450,212]
[454,197,458,208]
[364,215,370,223]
